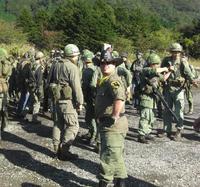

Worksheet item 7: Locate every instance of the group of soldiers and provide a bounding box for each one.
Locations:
[0,42,199,187]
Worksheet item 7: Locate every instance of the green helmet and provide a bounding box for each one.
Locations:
[0,48,8,59]
[169,43,182,52]
[64,44,80,57]
[148,54,161,65]
[82,50,94,63]
[112,51,119,58]
[35,51,44,60]
[121,52,128,58]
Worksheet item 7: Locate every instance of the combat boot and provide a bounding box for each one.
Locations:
[173,129,182,141]
[138,135,148,144]
[98,180,113,187]
[187,109,193,115]
[145,134,155,141]
[57,143,79,161]
[114,178,126,187]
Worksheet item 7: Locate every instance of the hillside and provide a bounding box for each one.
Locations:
[0,0,200,27]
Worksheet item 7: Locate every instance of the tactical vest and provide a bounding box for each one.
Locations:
[49,59,72,101]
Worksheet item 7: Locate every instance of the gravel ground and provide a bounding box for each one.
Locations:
[0,89,200,187]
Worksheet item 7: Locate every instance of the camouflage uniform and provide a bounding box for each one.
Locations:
[95,50,128,186]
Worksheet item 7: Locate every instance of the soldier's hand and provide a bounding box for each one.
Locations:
[168,66,175,72]
[76,104,83,114]
[192,80,198,88]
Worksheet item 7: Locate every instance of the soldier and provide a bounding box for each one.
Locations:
[184,63,198,115]
[16,48,36,118]
[114,51,132,105]
[81,50,97,146]
[120,52,131,71]
[131,51,147,110]
[138,54,170,143]
[48,44,83,160]
[0,48,12,140]
[160,43,197,141]
[95,50,128,187]
[30,51,45,123]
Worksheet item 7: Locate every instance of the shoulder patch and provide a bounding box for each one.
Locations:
[111,81,120,89]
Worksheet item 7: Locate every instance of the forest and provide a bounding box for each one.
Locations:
[0,0,200,59]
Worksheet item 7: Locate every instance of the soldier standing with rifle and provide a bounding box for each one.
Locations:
[48,44,83,160]
[138,54,171,143]
[160,43,197,141]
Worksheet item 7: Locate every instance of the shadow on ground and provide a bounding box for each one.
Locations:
[0,149,97,187]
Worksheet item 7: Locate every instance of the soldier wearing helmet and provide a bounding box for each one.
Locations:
[27,51,45,123]
[0,48,12,140]
[131,51,147,110]
[159,42,197,141]
[95,49,128,186]
[81,50,98,147]
[48,44,83,161]
[137,53,170,143]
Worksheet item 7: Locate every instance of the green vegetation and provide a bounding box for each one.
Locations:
[0,0,200,60]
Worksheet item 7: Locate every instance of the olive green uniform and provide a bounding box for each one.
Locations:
[49,58,83,155]
[95,71,128,182]
[138,67,163,136]
[82,63,97,142]
[0,59,12,139]
[161,57,194,132]
[185,64,198,113]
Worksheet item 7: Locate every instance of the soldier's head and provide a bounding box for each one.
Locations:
[112,51,119,58]
[120,52,128,62]
[147,54,161,68]
[35,51,45,60]
[28,47,36,58]
[35,51,45,68]
[50,49,55,58]
[99,50,122,76]
[136,51,143,60]
[64,44,80,64]
[82,50,94,65]
[169,43,182,59]
[0,48,8,60]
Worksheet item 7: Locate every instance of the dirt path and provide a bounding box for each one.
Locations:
[0,88,199,187]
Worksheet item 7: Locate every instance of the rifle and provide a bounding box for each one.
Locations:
[148,78,179,123]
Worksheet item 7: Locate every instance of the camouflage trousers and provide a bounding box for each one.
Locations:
[163,89,184,132]
[138,107,155,136]
[99,116,128,182]
[53,100,79,153]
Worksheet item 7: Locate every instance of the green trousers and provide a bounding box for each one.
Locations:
[138,107,155,136]
[53,100,79,152]
[163,89,184,132]
[185,84,193,112]
[99,116,128,182]
[85,101,97,141]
